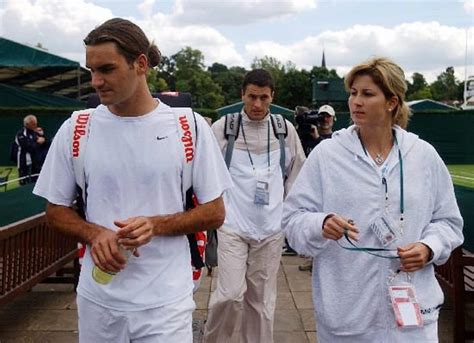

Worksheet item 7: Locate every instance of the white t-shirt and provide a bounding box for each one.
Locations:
[33,102,231,311]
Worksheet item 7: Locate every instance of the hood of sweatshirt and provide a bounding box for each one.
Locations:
[330,124,420,163]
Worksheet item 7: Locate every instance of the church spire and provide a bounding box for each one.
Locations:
[321,50,326,68]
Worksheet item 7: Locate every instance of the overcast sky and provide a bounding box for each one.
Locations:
[0,0,473,82]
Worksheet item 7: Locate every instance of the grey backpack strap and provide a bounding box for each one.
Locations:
[223,112,241,168]
[270,114,288,179]
[70,108,94,210]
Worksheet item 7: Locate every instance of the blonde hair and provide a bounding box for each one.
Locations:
[344,57,410,129]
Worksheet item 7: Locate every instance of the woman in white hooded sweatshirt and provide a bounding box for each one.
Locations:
[282,57,463,342]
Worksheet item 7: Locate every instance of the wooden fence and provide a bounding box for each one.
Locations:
[0,213,78,307]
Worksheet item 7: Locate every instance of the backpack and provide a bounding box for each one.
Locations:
[224,112,288,178]
[70,100,206,292]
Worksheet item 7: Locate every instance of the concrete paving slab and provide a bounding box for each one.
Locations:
[0,331,78,343]
[281,255,307,265]
[306,331,318,343]
[299,309,316,331]
[274,331,309,343]
[27,309,77,331]
[274,309,304,331]
[194,291,210,310]
[292,291,314,310]
[276,291,296,309]
[288,277,313,292]
[277,275,290,292]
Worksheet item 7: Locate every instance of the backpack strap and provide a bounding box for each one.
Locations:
[70,108,95,212]
[223,112,242,168]
[270,114,288,179]
[172,107,197,210]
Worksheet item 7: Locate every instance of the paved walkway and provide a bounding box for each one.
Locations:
[0,255,460,342]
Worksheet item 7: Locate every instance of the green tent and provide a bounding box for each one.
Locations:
[408,99,459,112]
[216,101,295,123]
[0,84,84,107]
[0,37,92,101]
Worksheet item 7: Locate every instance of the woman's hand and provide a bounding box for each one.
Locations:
[322,214,359,241]
[397,243,432,272]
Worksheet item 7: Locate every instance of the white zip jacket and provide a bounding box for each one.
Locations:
[282,125,463,340]
[212,111,305,240]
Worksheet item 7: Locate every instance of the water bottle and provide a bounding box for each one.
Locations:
[92,246,132,285]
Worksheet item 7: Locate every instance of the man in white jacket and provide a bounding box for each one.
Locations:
[204,69,305,342]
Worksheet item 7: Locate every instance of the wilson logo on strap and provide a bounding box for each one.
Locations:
[72,113,91,158]
[179,114,194,163]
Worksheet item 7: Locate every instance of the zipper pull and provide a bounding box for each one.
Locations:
[382,177,389,214]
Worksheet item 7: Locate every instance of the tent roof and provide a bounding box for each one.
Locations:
[0,37,93,101]
[216,101,295,122]
[408,99,459,112]
[0,83,85,108]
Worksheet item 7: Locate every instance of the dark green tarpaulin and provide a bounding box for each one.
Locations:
[0,37,79,67]
[0,37,93,100]
[0,84,85,107]
[454,185,474,252]
[0,183,45,227]
[408,99,459,112]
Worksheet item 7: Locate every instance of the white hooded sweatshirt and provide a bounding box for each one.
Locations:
[283,125,463,341]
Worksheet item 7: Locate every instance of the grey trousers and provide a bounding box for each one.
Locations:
[203,227,284,343]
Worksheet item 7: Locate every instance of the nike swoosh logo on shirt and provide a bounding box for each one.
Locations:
[156,136,168,140]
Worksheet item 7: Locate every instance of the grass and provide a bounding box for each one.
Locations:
[447,165,474,189]
[0,166,19,191]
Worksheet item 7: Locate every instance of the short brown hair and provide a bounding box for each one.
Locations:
[242,69,274,93]
[344,57,410,129]
[84,18,161,68]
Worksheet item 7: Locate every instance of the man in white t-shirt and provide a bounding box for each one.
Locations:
[203,69,305,342]
[33,18,231,342]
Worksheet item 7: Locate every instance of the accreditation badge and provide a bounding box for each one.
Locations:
[254,179,270,205]
[389,284,424,328]
[369,215,398,247]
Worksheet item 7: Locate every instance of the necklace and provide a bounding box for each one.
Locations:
[357,129,393,166]
[375,154,385,165]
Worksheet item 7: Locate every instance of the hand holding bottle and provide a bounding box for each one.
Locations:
[90,227,130,285]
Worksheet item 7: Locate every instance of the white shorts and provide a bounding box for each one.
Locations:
[77,294,195,343]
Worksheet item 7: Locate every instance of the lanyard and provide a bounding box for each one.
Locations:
[240,119,270,173]
[358,129,405,234]
[337,231,399,259]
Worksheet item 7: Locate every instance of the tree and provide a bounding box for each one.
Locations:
[407,73,432,101]
[430,67,460,102]
[209,65,247,104]
[251,56,285,91]
[310,66,339,80]
[147,68,169,92]
[156,56,176,91]
[277,68,312,109]
[208,62,228,76]
[173,47,224,108]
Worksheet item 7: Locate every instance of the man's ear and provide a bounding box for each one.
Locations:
[135,54,148,74]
